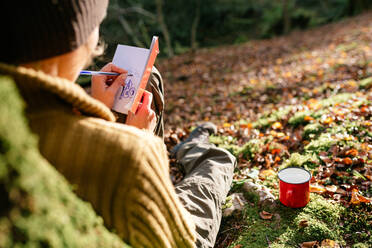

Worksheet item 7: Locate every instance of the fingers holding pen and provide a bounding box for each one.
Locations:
[107,73,128,95]
[90,63,156,132]
[100,62,127,74]
[91,63,128,108]
[95,63,128,87]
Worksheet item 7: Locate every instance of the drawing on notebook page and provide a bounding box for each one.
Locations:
[112,36,159,114]
[119,68,140,99]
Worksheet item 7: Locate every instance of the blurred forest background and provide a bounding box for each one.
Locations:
[98,0,372,62]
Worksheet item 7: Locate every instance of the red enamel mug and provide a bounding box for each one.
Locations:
[278,167,312,208]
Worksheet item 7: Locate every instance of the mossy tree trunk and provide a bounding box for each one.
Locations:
[0,76,129,248]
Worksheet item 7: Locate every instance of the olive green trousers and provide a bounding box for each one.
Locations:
[175,142,236,248]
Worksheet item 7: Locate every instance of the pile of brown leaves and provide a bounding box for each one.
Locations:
[159,11,372,247]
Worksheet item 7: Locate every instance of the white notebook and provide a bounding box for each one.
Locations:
[112,36,159,114]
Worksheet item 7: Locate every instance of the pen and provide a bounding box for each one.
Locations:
[80,70,133,76]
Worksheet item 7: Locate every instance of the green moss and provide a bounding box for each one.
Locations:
[222,196,233,210]
[251,93,354,130]
[253,106,293,129]
[311,109,328,120]
[352,244,369,248]
[281,153,319,170]
[228,195,345,248]
[210,135,240,156]
[210,135,230,145]
[341,204,372,246]
[238,139,264,160]
[228,201,285,248]
[304,133,336,153]
[0,77,128,247]
[319,93,352,108]
[235,86,254,96]
[293,197,344,241]
[288,110,313,126]
[273,195,345,246]
[359,77,372,89]
[297,219,338,240]
[243,190,260,205]
[302,196,344,221]
[303,123,324,139]
[336,42,358,52]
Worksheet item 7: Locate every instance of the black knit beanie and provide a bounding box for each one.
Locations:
[2,0,108,64]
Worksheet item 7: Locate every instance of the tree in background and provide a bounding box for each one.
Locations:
[99,0,372,59]
[191,0,201,51]
[155,0,173,56]
[282,0,292,34]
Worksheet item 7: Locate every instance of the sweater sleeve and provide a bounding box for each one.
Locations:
[124,134,196,248]
[31,112,196,248]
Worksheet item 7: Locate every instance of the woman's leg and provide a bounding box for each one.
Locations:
[174,125,236,248]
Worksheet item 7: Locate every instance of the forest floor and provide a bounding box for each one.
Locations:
[159,12,372,248]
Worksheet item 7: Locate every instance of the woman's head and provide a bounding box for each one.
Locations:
[3,0,108,81]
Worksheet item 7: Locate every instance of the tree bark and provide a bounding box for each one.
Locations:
[349,0,370,15]
[190,0,201,51]
[155,0,174,57]
[283,0,291,34]
[117,15,145,48]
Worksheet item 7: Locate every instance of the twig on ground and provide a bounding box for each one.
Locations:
[266,235,271,247]
[220,225,248,234]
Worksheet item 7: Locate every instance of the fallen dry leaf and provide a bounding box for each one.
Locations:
[334,157,343,163]
[342,157,353,165]
[363,120,372,127]
[350,188,371,204]
[223,123,231,128]
[335,188,347,195]
[274,156,281,163]
[259,210,273,220]
[276,132,286,138]
[320,239,340,248]
[345,149,358,157]
[301,241,317,248]
[326,185,338,193]
[307,99,321,110]
[361,143,371,152]
[271,122,283,130]
[360,105,369,113]
[322,116,334,124]
[310,184,326,193]
[239,123,253,129]
[271,148,281,155]
[260,169,276,178]
[298,219,309,228]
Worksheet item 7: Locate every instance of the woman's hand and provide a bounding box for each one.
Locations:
[126,90,157,132]
[91,63,128,108]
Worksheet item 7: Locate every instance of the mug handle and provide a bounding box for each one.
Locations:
[286,189,293,207]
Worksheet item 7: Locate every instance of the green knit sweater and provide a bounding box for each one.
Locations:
[0,63,196,248]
